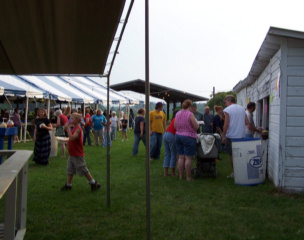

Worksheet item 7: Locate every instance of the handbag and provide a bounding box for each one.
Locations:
[55,116,66,137]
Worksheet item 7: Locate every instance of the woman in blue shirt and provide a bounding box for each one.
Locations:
[91,109,107,146]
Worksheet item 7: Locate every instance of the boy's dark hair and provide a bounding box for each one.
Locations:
[247,102,256,109]
[137,108,145,115]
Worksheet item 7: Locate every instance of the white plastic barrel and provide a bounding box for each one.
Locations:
[231,138,265,185]
[49,129,58,157]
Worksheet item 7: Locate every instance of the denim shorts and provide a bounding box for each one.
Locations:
[175,134,197,156]
[122,128,127,132]
[244,134,254,139]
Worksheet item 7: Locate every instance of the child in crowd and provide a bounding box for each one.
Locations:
[132,108,146,156]
[121,114,128,141]
[61,113,101,191]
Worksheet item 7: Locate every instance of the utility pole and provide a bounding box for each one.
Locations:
[213,86,215,116]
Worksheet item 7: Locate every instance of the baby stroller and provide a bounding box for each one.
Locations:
[192,133,220,178]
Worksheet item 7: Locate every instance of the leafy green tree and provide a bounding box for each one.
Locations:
[207,91,236,110]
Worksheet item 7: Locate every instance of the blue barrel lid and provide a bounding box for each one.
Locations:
[231,138,261,142]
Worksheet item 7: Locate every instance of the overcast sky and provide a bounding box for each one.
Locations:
[109,0,304,100]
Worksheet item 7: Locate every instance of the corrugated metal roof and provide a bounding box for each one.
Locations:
[110,79,209,103]
[233,27,304,93]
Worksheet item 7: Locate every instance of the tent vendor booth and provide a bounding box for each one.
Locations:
[0,74,142,141]
[0,75,47,144]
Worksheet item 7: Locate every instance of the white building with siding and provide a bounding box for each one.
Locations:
[233,27,304,193]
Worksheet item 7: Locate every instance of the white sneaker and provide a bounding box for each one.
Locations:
[227,172,234,178]
[122,139,124,142]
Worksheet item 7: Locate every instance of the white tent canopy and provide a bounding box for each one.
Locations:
[88,77,141,104]
[60,76,129,105]
[20,75,95,103]
[0,75,45,98]
[0,75,143,105]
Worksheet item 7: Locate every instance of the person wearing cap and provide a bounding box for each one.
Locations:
[202,106,214,133]
[222,95,249,178]
[149,102,166,160]
[192,103,204,134]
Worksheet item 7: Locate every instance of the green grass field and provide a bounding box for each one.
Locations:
[1,130,304,240]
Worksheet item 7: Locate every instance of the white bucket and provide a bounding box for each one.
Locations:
[49,129,58,157]
[231,138,265,186]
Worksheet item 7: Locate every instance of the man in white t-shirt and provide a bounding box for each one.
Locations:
[245,102,262,138]
[222,95,249,178]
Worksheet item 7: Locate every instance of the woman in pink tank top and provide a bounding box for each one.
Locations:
[174,100,199,181]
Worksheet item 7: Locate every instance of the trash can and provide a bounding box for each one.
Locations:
[231,138,265,186]
[49,129,58,157]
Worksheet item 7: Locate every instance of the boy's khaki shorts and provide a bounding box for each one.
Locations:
[67,156,89,176]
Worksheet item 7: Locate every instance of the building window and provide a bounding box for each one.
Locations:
[257,97,269,130]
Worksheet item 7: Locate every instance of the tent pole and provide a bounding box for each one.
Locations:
[23,97,29,143]
[82,103,85,117]
[166,101,169,121]
[47,99,50,119]
[107,0,135,76]
[126,104,129,129]
[106,76,111,208]
[145,0,151,239]
[118,104,121,131]
[213,86,215,116]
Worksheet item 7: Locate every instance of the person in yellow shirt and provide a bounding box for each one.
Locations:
[149,102,166,160]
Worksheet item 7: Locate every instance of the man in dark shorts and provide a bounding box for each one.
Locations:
[222,95,249,178]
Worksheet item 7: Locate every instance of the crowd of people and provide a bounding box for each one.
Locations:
[29,106,140,191]
[10,95,262,190]
[136,96,262,181]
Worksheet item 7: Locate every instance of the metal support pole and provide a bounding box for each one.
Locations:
[145,0,151,239]
[106,76,111,208]
[213,87,215,116]
[23,97,29,143]
[82,103,85,117]
[166,101,169,121]
[118,104,121,131]
[107,0,135,76]
[47,99,50,119]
